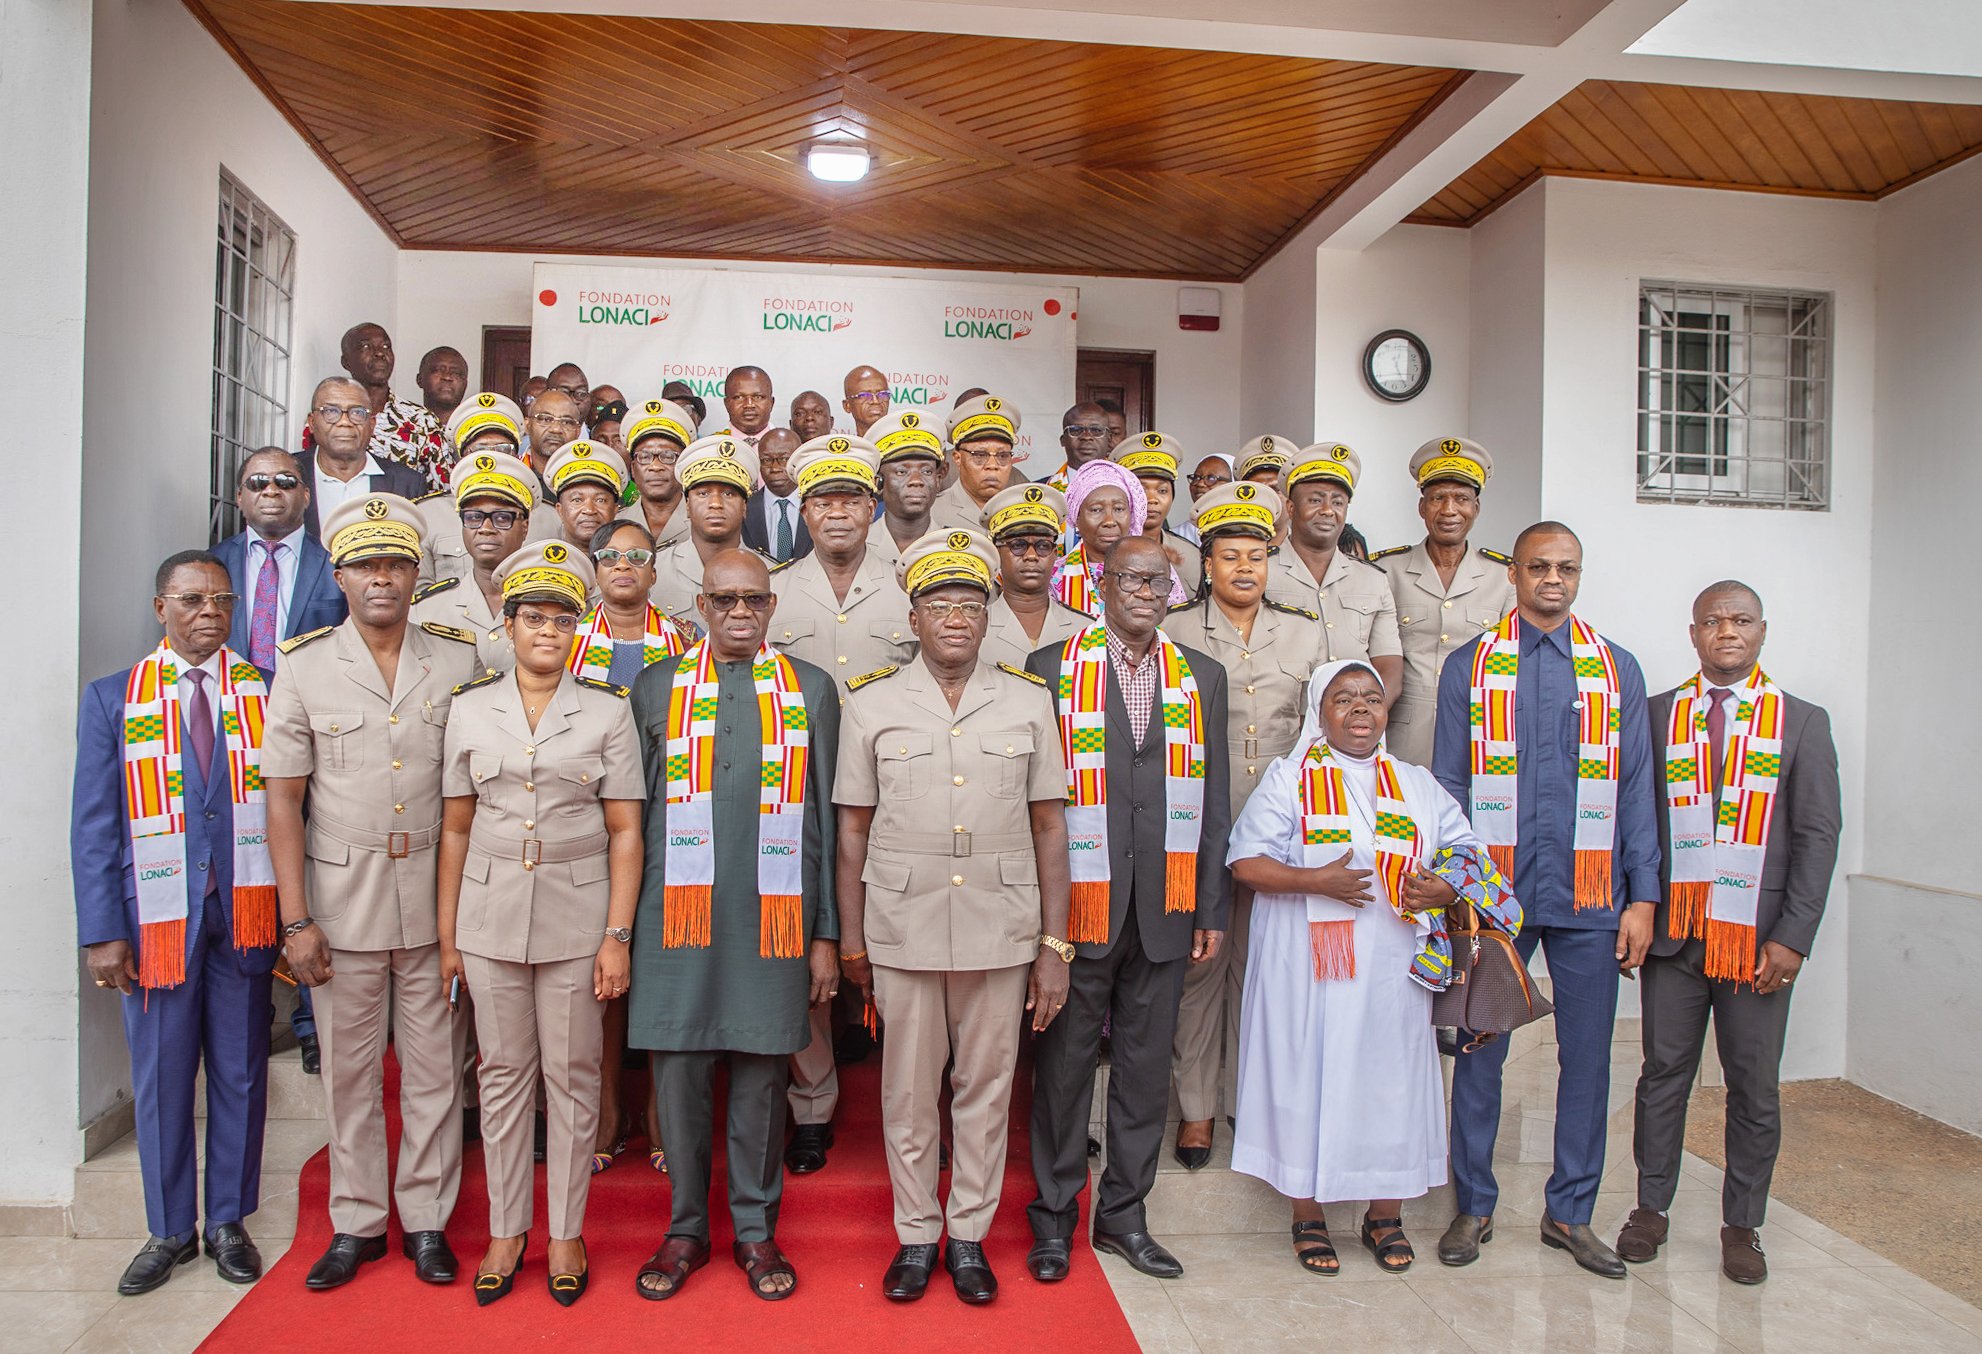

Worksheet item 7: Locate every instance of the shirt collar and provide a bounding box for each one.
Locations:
[1105,628,1158,671]
[1522,617,1574,656]
[164,647,224,681]
[317,449,386,482]
[253,523,307,556]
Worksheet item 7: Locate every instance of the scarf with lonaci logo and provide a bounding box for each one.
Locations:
[1056,624,1205,944]
[567,604,685,683]
[1664,668,1784,984]
[661,641,809,958]
[1469,612,1622,909]
[123,643,277,988]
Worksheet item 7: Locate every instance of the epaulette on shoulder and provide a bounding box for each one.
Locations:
[575,675,631,698]
[1166,598,1198,614]
[998,661,1048,687]
[413,487,450,504]
[451,670,503,696]
[277,626,333,655]
[1370,545,1410,561]
[1351,554,1386,573]
[1478,547,1512,565]
[846,664,899,691]
[412,576,459,602]
[420,621,477,645]
[768,555,798,574]
[1264,598,1319,621]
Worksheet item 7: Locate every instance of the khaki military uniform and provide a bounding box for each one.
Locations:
[1267,548,1402,664]
[442,671,644,1240]
[928,479,996,534]
[769,546,916,700]
[409,576,512,677]
[979,593,1087,671]
[866,514,919,580]
[1376,541,1515,766]
[617,497,690,550]
[1161,527,1203,600]
[1161,595,1323,1123]
[260,619,482,1237]
[835,658,1062,1242]
[646,536,773,631]
[419,492,561,587]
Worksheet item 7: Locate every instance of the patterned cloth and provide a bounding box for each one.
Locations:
[370,394,449,489]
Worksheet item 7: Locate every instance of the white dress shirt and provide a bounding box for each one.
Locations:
[762,490,801,555]
[313,451,387,521]
[245,524,308,638]
[167,648,225,736]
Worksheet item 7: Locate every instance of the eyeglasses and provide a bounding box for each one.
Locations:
[594,548,655,566]
[158,592,240,609]
[530,413,581,431]
[460,508,523,530]
[1062,424,1109,439]
[1186,473,1232,489]
[1520,562,1582,579]
[961,449,1015,466]
[630,448,680,466]
[704,591,774,613]
[1000,537,1057,558]
[848,390,890,405]
[242,472,301,492]
[1106,569,1168,597]
[313,404,373,424]
[919,599,987,621]
[515,610,579,633]
[553,383,588,401]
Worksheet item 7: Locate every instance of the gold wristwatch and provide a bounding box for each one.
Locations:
[1038,934,1076,963]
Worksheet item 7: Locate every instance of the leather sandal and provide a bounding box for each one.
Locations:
[1360,1215,1415,1273]
[634,1236,709,1301]
[734,1239,798,1301]
[1616,1207,1668,1263]
[590,1135,625,1175]
[1292,1219,1339,1275]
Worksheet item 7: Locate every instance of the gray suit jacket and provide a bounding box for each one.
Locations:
[1026,636,1231,963]
[1647,687,1841,959]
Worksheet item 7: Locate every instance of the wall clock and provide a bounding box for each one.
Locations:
[1363,329,1431,403]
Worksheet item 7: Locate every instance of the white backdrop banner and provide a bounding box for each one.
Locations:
[530,263,1078,467]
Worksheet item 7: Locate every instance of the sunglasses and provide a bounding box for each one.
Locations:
[242,472,302,492]
[594,548,655,566]
[703,591,773,613]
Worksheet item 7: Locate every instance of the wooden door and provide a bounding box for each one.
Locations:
[481,326,533,403]
[1076,349,1155,434]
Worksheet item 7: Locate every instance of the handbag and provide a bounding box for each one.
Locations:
[1430,897,1552,1052]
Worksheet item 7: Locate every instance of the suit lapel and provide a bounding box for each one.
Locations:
[490,673,536,746]
[532,674,579,745]
[334,622,391,704]
[289,541,331,637]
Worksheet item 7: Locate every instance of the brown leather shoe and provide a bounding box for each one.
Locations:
[1437,1214,1492,1267]
[1721,1226,1768,1284]
[1615,1207,1668,1263]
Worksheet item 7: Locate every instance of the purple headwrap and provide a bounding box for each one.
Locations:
[1065,459,1147,538]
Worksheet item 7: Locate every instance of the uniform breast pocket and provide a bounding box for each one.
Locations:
[1338,597,1379,649]
[420,701,450,760]
[869,618,911,659]
[1466,602,1507,636]
[980,732,1036,799]
[557,758,606,814]
[776,616,817,650]
[469,753,502,808]
[876,734,934,799]
[310,712,364,771]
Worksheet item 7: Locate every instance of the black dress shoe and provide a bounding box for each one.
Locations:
[882,1243,939,1300]
[1092,1229,1183,1279]
[534,1108,548,1162]
[118,1234,196,1295]
[1025,1236,1071,1283]
[204,1222,263,1284]
[1172,1122,1213,1171]
[833,1024,877,1065]
[785,1123,833,1174]
[1540,1213,1627,1279]
[946,1239,997,1303]
[474,1242,526,1308]
[402,1230,459,1284]
[298,1033,320,1075]
[305,1232,388,1290]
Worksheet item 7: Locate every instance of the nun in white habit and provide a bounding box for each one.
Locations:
[1226,658,1516,1275]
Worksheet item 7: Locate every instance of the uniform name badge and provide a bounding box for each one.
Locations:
[663,799,716,888]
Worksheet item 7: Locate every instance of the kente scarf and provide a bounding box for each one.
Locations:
[1664,668,1784,983]
[123,644,277,988]
[1469,612,1622,909]
[567,604,685,683]
[1056,624,1204,943]
[1298,740,1422,980]
[661,641,809,958]
[1050,544,1100,615]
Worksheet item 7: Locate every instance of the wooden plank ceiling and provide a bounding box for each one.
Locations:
[1413,80,1982,225]
[186,0,1463,280]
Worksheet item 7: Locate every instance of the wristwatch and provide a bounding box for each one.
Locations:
[281,917,316,940]
[604,926,633,943]
[1038,934,1076,963]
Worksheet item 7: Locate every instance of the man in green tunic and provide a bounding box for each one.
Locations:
[626,549,840,1302]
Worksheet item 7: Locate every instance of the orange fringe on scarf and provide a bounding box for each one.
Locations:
[1068,880,1110,945]
[1165,850,1197,913]
[1486,844,1515,879]
[1667,880,1710,939]
[759,895,803,960]
[663,884,712,948]
[138,918,187,990]
[1573,849,1613,911]
[232,885,279,951]
[1704,918,1757,987]
[1309,920,1356,982]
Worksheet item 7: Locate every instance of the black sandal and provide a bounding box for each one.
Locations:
[1292,1219,1339,1275]
[1361,1215,1415,1272]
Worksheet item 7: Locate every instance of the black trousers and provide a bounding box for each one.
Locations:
[1632,938,1794,1228]
[651,1050,789,1244]
[1028,904,1189,1239]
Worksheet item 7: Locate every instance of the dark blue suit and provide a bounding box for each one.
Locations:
[72,663,279,1241]
[1433,619,1661,1226]
[213,529,347,659]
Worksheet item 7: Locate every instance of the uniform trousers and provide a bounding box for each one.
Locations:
[787,1006,839,1126]
[1634,937,1794,1228]
[1170,887,1253,1122]
[1029,905,1190,1239]
[460,952,602,1239]
[872,963,1029,1243]
[653,1050,789,1243]
[312,943,465,1235]
[1450,925,1620,1225]
[122,890,273,1240]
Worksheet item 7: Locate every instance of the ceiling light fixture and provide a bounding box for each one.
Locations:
[806,141,871,183]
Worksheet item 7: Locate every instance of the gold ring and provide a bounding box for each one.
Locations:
[95,979,111,988]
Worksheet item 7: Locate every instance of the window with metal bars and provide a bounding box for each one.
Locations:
[1637,282,1830,510]
[210,170,295,542]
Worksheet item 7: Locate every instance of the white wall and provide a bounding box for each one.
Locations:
[1536,178,1876,1078]
[1239,233,1319,451]
[1465,188,1548,552]
[1851,152,1982,1131]
[396,252,1243,483]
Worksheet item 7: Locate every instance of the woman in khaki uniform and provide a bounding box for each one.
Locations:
[437,540,645,1307]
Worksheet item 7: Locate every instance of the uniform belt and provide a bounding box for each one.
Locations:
[309,814,440,859]
[881,830,1034,858]
[470,829,610,866]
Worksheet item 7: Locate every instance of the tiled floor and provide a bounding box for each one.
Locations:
[13,1033,1982,1352]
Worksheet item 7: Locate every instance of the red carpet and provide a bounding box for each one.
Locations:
[199,1053,1139,1352]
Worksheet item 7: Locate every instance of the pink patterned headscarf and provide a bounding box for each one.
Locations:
[1065,459,1147,538]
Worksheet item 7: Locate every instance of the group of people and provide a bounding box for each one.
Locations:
[72,319,1841,1316]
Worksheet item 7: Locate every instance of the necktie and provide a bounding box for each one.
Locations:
[775,498,793,562]
[186,668,216,785]
[1707,686,1732,792]
[250,539,283,670]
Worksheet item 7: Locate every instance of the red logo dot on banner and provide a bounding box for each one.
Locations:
[538,289,558,306]
[1043,298,1061,317]
[1070,311,1077,321]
